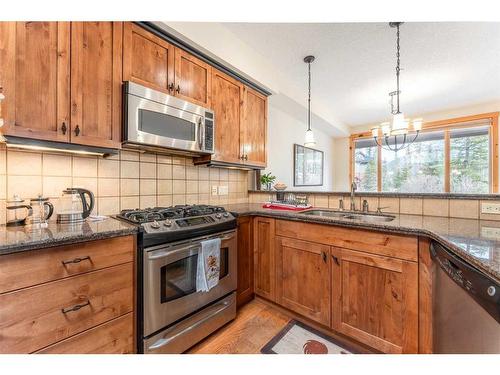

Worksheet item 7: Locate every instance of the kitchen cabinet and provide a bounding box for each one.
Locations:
[331,246,418,354]
[70,22,123,148]
[0,22,70,142]
[237,216,254,307]
[241,86,267,167]
[174,48,212,107]
[275,236,331,326]
[253,217,276,301]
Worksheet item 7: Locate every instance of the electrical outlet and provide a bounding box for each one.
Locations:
[481,226,500,239]
[218,185,229,196]
[211,186,219,196]
[481,202,500,214]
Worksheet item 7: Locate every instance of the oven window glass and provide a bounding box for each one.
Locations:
[139,109,196,141]
[160,247,229,303]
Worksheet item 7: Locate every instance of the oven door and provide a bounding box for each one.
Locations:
[143,230,237,337]
[126,93,204,153]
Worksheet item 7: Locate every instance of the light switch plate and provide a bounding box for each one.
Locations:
[481,226,500,239]
[218,185,229,196]
[481,202,500,214]
[211,186,218,196]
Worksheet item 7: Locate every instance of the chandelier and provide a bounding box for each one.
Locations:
[371,22,423,152]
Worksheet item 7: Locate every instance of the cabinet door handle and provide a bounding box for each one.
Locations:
[61,300,90,314]
[168,83,174,92]
[61,255,91,266]
[75,125,80,136]
[332,255,340,266]
[176,84,180,94]
[244,155,248,161]
[61,122,67,135]
[322,251,327,263]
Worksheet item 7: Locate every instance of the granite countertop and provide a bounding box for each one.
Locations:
[0,217,139,256]
[224,203,500,283]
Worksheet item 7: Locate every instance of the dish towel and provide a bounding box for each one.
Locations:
[196,238,221,292]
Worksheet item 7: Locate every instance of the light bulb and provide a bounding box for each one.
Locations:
[304,129,316,147]
[371,127,379,137]
[413,118,423,131]
[392,113,408,135]
[381,122,391,136]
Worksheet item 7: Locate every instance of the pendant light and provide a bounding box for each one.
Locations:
[304,55,316,147]
[371,22,423,152]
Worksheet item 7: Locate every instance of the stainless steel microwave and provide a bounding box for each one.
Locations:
[123,82,214,155]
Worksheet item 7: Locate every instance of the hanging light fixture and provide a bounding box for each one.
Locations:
[304,55,316,147]
[371,22,423,152]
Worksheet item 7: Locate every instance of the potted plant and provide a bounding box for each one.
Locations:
[260,172,276,191]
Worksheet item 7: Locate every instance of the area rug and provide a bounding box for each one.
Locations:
[261,320,357,354]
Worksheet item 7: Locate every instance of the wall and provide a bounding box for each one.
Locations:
[0,146,249,224]
[263,98,336,191]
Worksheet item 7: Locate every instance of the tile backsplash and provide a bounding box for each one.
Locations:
[0,146,249,224]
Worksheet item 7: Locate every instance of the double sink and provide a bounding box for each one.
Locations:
[299,209,395,223]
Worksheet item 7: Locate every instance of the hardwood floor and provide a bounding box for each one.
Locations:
[188,298,290,354]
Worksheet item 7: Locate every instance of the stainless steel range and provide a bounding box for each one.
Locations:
[117,205,237,354]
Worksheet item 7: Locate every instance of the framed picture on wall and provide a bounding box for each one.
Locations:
[293,144,324,186]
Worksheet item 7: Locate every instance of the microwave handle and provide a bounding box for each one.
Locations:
[197,118,203,150]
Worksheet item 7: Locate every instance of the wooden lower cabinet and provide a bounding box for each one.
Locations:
[275,236,331,326]
[331,247,418,353]
[253,217,276,301]
[237,216,254,307]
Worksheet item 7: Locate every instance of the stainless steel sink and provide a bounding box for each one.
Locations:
[299,209,395,223]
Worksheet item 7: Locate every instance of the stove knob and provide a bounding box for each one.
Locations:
[215,213,222,219]
[487,285,496,297]
[164,219,173,227]
[150,220,161,229]
[223,212,229,218]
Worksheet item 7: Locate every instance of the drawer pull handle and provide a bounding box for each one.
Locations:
[61,300,90,314]
[61,256,91,265]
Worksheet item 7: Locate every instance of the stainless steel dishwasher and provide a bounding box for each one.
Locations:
[431,241,500,353]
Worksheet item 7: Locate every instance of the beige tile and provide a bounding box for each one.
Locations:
[172,156,185,165]
[228,181,238,194]
[186,194,199,205]
[140,162,156,179]
[157,195,173,207]
[157,154,172,164]
[479,200,500,221]
[219,196,229,205]
[423,199,449,217]
[0,175,6,200]
[120,161,139,179]
[157,164,172,179]
[120,179,140,196]
[0,150,6,175]
[0,200,6,225]
[43,176,72,198]
[98,159,119,178]
[98,178,120,197]
[314,195,329,208]
[209,168,219,181]
[139,153,156,163]
[140,179,157,196]
[198,167,209,180]
[120,150,140,161]
[172,165,185,180]
[186,180,198,194]
[359,196,379,213]
[209,195,220,204]
[449,199,479,219]
[186,166,198,180]
[198,194,209,205]
[219,169,229,181]
[328,195,342,209]
[228,169,240,181]
[73,177,98,194]
[140,195,157,209]
[157,180,173,195]
[98,197,120,216]
[173,180,186,194]
[198,180,210,194]
[43,154,72,176]
[73,156,98,177]
[7,150,42,175]
[400,198,423,215]
[378,197,399,214]
[172,194,186,205]
[121,196,139,210]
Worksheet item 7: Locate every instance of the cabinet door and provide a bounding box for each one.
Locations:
[0,22,70,142]
[70,22,122,148]
[253,217,275,301]
[236,216,254,307]
[174,48,211,107]
[331,247,418,353]
[242,86,267,168]
[122,22,174,93]
[276,237,331,326]
[211,69,243,164]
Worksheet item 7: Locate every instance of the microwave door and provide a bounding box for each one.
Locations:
[127,95,202,152]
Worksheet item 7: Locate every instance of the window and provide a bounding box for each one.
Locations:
[350,113,498,194]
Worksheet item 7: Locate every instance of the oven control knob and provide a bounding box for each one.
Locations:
[215,213,222,219]
[150,220,161,229]
[487,286,496,297]
[164,219,173,227]
[223,212,229,218]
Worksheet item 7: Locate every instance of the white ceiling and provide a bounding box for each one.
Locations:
[222,22,500,128]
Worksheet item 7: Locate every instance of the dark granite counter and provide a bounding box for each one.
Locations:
[0,218,139,256]
[224,203,500,283]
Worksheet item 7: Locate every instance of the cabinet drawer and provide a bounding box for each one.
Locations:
[36,313,134,354]
[0,235,135,294]
[0,263,133,353]
[275,220,417,262]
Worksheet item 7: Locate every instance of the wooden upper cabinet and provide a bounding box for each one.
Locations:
[254,217,276,301]
[70,22,122,148]
[331,247,418,353]
[0,22,70,142]
[122,22,174,93]
[276,237,331,326]
[211,69,244,164]
[242,86,267,167]
[174,48,211,107]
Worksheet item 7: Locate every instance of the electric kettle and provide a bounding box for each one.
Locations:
[56,188,95,224]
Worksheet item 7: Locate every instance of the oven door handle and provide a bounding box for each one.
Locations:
[147,298,233,351]
[147,245,200,261]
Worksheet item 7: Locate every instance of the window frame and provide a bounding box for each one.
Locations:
[349,112,499,193]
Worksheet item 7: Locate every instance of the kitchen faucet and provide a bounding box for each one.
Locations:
[350,181,357,211]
